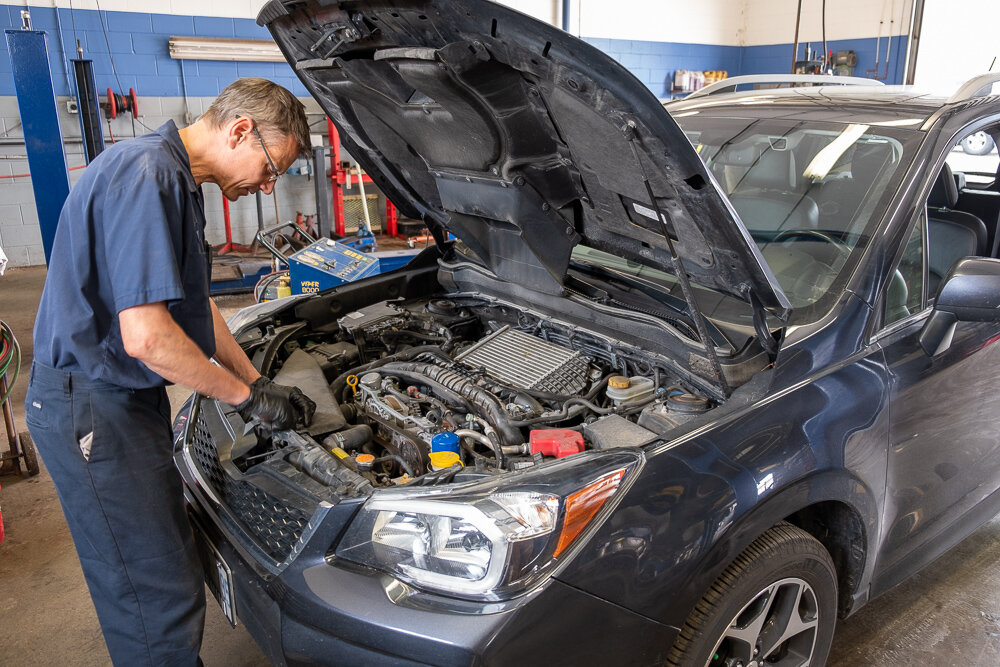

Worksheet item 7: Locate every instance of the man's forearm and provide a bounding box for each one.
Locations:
[120,302,250,405]
[210,300,261,384]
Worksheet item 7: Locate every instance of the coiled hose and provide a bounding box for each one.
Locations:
[0,321,21,407]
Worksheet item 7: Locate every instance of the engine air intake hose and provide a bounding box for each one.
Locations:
[380,361,522,449]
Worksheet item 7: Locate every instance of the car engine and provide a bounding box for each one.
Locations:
[232,296,716,494]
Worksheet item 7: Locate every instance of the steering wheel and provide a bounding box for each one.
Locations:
[771,229,851,256]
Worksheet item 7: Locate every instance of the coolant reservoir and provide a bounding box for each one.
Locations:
[606,376,655,405]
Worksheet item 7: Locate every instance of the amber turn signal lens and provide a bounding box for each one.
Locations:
[553,468,627,557]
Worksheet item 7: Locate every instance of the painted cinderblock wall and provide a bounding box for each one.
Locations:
[0,88,328,268]
[1,0,915,267]
[739,0,911,83]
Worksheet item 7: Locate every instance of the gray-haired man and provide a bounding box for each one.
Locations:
[25,78,315,665]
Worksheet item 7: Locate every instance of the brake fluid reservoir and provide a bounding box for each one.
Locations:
[606,376,655,405]
[638,392,711,431]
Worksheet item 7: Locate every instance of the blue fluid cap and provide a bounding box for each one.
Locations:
[431,431,460,454]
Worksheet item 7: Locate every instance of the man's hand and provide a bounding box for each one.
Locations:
[236,378,315,430]
[270,381,316,427]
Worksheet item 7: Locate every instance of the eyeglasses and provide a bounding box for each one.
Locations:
[237,115,283,183]
[251,125,282,183]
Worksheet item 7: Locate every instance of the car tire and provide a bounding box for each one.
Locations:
[666,522,838,667]
[961,132,995,156]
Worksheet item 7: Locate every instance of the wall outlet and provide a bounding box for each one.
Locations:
[66,99,78,114]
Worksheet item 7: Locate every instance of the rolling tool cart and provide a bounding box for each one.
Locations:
[0,320,39,478]
[254,221,380,298]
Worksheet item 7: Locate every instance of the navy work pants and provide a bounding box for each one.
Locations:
[24,362,205,666]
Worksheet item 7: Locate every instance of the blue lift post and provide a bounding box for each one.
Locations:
[5,23,72,264]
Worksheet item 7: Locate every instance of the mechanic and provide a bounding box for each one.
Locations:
[23,78,316,666]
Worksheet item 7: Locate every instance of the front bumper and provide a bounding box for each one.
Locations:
[184,490,673,666]
[175,398,675,665]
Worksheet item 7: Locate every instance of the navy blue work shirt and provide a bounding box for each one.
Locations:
[33,120,215,389]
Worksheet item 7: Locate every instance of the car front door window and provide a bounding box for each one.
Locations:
[884,219,925,326]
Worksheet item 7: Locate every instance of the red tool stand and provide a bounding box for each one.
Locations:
[213,196,251,254]
[326,119,398,237]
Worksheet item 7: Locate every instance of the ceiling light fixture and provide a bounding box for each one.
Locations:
[168,36,285,62]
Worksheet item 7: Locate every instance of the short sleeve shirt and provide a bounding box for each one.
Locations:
[33,120,215,389]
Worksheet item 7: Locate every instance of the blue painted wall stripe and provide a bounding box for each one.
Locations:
[740,36,908,84]
[0,4,311,97]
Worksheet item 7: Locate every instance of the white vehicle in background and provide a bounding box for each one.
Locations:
[961,130,996,155]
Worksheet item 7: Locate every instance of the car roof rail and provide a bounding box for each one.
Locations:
[682,74,883,100]
[946,72,1000,104]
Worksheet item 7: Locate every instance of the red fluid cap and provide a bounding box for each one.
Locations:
[530,429,584,458]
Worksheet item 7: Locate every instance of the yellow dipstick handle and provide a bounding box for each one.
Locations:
[347,375,359,396]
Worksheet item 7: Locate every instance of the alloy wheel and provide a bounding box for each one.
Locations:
[705,577,819,667]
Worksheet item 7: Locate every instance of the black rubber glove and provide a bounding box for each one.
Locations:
[236,378,314,430]
[270,380,316,427]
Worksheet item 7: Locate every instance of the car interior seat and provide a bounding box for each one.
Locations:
[884,269,910,323]
[954,166,1000,257]
[814,142,893,230]
[851,143,893,194]
[727,149,820,233]
[928,163,988,294]
[848,142,893,219]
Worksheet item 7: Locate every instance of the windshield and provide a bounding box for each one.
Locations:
[572,115,922,332]
[683,116,920,310]
[573,114,923,331]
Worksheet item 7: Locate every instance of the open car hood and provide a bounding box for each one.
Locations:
[259,0,790,318]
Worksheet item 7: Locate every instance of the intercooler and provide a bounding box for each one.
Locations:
[455,326,591,394]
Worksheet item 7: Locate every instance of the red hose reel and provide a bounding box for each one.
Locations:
[105,87,138,120]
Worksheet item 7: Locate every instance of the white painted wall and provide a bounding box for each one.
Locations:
[912,0,1000,94]
[21,0,917,45]
[573,0,742,44]
[741,0,912,45]
[496,0,561,26]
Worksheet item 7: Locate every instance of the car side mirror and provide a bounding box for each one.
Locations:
[919,257,1000,355]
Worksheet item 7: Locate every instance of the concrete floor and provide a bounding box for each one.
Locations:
[1,264,999,665]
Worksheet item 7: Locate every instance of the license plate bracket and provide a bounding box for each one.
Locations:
[192,521,237,627]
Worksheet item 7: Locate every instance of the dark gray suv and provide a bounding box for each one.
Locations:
[174,1,1000,664]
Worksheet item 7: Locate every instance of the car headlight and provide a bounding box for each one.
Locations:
[335,450,641,601]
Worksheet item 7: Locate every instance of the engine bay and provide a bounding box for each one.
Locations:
[230,295,720,495]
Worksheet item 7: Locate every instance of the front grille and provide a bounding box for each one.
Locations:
[189,408,311,563]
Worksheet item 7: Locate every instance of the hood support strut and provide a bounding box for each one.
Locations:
[623,121,731,398]
[749,289,780,357]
